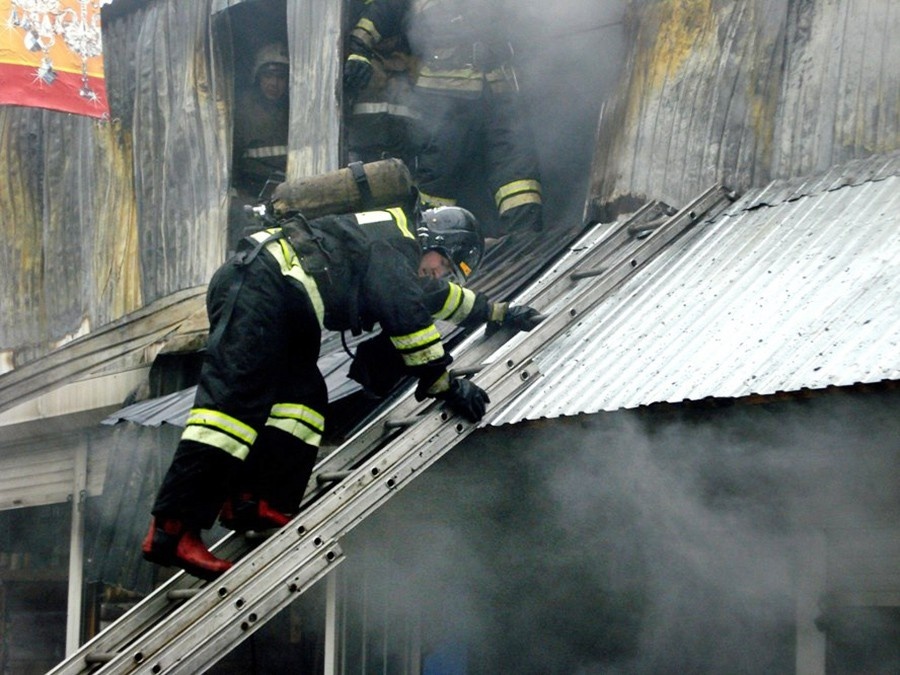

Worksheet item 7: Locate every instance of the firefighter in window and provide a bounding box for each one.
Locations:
[142,200,544,580]
[229,41,290,248]
[344,0,545,241]
[343,3,419,167]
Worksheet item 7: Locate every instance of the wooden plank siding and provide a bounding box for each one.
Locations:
[0,287,206,416]
[113,0,230,302]
[0,0,341,396]
[0,440,108,511]
[285,1,344,178]
[588,0,900,222]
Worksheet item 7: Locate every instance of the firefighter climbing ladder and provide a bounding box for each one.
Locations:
[48,185,734,674]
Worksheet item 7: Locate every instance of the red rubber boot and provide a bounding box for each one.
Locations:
[219,493,292,532]
[142,517,232,581]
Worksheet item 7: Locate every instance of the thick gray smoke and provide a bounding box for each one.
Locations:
[397,0,628,232]
[344,391,900,673]
[513,0,628,226]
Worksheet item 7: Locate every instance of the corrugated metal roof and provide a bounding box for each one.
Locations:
[490,152,900,424]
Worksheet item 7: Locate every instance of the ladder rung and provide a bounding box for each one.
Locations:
[570,267,607,280]
[449,365,483,378]
[628,216,667,237]
[383,416,421,429]
[316,470,352,485]
[167,588,201,601]
[85,652,115,664]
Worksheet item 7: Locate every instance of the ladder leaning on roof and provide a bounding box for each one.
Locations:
[47,184,735,675]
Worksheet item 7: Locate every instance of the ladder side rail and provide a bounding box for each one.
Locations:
[49,186,729,675]
[136,543,345,675]
[98,358,537,673]
[101,359,538,674]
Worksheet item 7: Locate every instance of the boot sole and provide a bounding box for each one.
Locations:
[143,550,229,582]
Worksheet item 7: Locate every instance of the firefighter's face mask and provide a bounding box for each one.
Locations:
[418,250,455,282]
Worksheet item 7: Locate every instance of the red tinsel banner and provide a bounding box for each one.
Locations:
[0,0,112,119]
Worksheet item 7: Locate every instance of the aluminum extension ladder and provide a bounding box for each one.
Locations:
[47,184,733,674]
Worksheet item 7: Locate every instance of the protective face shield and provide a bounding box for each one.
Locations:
[417,206,484,285]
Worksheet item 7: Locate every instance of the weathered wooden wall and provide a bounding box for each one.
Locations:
[107,0,230,303]
[286,1,343,178]
[0,0,342,376]
[589,0,900,220]
[0,103,142,370]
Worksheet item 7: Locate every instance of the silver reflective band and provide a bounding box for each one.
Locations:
[351,102,421,119]
[244,145,288,159]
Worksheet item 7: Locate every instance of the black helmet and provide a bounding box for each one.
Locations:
[417,206,484,284]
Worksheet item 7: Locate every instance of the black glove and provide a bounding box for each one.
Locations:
[486,302,546,336]
[502,304,545,332]
[436,378,490,423]
[343,37,374,95]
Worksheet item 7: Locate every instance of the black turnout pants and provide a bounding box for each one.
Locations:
[152,249,327,530]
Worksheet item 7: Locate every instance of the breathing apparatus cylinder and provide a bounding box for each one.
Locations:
[270,158,413,218]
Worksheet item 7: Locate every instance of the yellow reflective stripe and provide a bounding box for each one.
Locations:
[390,324,446,366]
[354,210,392,225]
[391,324,442,352]
[249,230,326,328]
[426,371,451,395]
[387,207,412,238]
[182,407,256,460]
[497,192,543,214]
[182,426,251,460]
[266,418,323,447]
[417,74,484,92]
[494,179,542,206]
[266,403,325,448]
[433,283,463,320]
[417,189,456,208]
[416,67,511,92]
[489,301,508,323]
[270,403,325,433]
[271,238,326,328]
[351,102,421,119]
[347,53,371,66]
[185,408,257,445]
[433,283,476,323]
[352,18,381,45]
[354,208,414,239]
[399,341,446,367]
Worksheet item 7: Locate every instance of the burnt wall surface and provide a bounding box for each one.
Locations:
[0,0,344,373]
[0,0,229,371]
[590,0,900,222]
